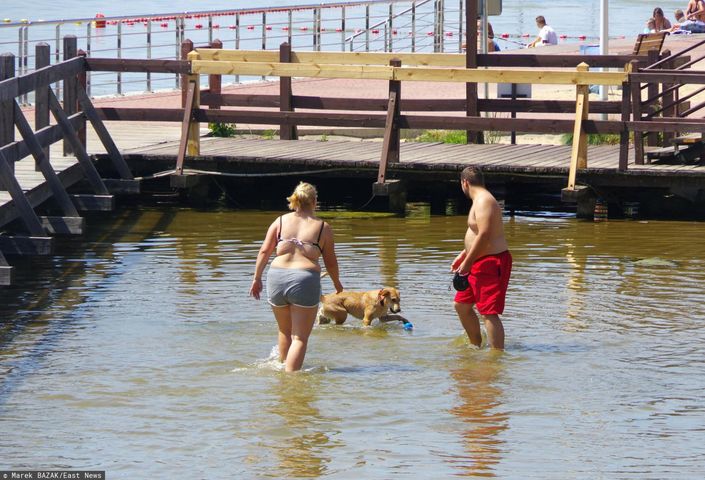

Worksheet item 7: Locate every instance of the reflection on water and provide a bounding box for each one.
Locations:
[263,375,341,478]
[449,352,508,477]
[1,205,705,478]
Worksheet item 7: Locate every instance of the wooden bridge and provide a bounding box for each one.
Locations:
[3,23,705,285]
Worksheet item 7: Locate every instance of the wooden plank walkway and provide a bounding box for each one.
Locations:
[122,137,705,187]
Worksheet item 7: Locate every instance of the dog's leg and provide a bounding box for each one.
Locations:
[362,308,375,327]
[334,311,348,325]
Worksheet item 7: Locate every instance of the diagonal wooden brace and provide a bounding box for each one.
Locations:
[76,85,134,180]
[48,89,110,195]
[13,101,80,217]
[0,150,45,236]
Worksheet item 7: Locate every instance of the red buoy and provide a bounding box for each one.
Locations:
[501,32,509,38]
[95,13,106,28]
[578,35,587,40]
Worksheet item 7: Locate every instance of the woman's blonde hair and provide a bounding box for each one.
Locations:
[286,182,317,211]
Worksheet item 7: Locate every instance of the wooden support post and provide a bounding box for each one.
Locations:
[631,68,645,165]
[186,52,200,157]
[660,50,675,144]
[77,49,88,150]
[13,101,80,218]
[35,43,51,171]
[647,49,659,147]
[377,58,402,186]
[39,216,85,235]
[63,35,79,156]
[279,42,298,140]
[0,249,13,286]
[48,90,110,195]
[619,61,636,172]
[181,39,194,108]
[0,150,46,236]
[76,86,135,181]
[174,77,199,179]
[566,63,590,191]
[0,236,52,256]
[0,53,15,174]
[465,0,482,144]
[209,39,223,110]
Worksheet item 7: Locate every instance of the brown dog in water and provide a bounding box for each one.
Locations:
[317,287,401,327]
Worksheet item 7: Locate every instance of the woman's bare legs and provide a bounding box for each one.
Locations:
[272,306,292,363]
[284,305,318,372]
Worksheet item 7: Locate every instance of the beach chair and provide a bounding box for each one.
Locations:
[632,31,667,55]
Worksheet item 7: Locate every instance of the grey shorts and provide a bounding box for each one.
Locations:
[266,267,321,308]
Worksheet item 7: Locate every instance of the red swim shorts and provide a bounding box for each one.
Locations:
[454,250,512,315]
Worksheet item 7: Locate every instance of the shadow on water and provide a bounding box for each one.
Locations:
[448,350,509,477]
[0,206,178,407]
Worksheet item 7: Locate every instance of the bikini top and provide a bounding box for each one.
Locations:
[276,216,325,253]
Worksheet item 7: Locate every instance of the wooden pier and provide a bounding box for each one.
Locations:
[3,8,705,285]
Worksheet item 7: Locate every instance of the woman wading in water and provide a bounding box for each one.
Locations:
[249,182,343,372]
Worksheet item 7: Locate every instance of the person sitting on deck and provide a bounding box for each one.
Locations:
[527,16,558,48]
[686,0,705,22]
[671,7,705,33]
[653,7,672,31]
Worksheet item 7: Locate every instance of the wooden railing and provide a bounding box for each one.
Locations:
[0,36,138,285]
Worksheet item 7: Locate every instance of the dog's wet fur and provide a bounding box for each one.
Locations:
[317,288,401,326]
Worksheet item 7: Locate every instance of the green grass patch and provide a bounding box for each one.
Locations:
[414,130,468,144]
[561,133,622,146]
[208,122,237,138]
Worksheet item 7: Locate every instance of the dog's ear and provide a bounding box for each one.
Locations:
[377,288,390,306]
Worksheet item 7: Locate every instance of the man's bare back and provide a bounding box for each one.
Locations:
[464,190,509,260]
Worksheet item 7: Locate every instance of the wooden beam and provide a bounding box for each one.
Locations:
[190,60,627,85]
[567,63,590,190]
[70,194,115,211]
[0,162,86,229]
[0,57,85,103]
[192,48,647,69]
[0,113,84,163]
[0,235,52,256]
[35,43,51,170]
[191,60,395,80]
[279,42,298,141]
[39,216,85,235]
[63,36,79,156]
[1,53,15,171]
[0,150,46,236]
[102,178,141,195]
[85,58,189,74]
[176,80,198,176]
[378,90,398,185]
[48,89,110,195]
[200,93,622,114]
[13,101,81,217]
[76,85,134,180]
[0,249,12,286]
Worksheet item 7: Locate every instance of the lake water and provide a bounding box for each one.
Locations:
[0,0,690,46]
[1,203,704,478]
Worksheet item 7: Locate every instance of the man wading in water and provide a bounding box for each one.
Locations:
[451,167,512,350]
